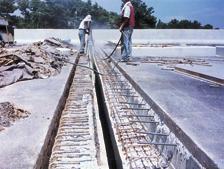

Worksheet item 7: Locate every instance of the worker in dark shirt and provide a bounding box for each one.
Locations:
[119,0,135,62]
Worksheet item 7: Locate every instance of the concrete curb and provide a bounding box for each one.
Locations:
[175,67,224,85]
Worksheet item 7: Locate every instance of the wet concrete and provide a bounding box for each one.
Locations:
[118,62,224,168]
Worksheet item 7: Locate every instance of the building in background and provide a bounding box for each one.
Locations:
[0,17,14,46]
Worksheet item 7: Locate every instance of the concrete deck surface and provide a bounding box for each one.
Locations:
[176,62,224,83]
[131,46,216,57]
[217,46,224,56]
[0,58,75,169]
[119,62,224,168]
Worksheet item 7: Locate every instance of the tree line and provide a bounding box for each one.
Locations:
[157,19,213,29]
[0,0,213,29]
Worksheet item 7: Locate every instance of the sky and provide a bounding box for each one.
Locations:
[90,0,224,28]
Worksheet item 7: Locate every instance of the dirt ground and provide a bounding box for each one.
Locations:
[0,102,30,131]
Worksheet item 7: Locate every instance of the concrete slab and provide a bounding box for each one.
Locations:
[175,63,224,84]
[131,46,216,57]
[118,62,224,168]
[216,46,224,56]
[0,57,76,169]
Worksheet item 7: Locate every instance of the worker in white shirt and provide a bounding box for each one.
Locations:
[78,15,92,54]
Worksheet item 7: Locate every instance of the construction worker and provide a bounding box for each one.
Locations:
[78,15,92,54]
[119,0,135,62]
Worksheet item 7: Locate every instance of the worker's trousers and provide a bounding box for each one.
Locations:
[78,29,85,53]
[121,27,133,60]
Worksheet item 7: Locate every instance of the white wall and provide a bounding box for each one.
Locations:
[93,29,224,45]
[15,29,224,45]
[216,46,224,56]
[15,29,79,44]
[132,46,216,57]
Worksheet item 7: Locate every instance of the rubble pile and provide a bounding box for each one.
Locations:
[0,38,75,88]
[0,102,30,131]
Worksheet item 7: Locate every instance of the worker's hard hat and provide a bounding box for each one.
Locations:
[85,15,92,22]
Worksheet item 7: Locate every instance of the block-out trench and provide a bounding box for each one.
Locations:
[36,46,217,169]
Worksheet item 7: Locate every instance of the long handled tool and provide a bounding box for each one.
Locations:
[56,57,103,75]
[103,33,122,60]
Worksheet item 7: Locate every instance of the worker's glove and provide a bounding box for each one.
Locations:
[85,29,89,34]
[119,26,123,32]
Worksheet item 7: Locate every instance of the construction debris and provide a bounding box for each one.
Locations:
[0,38,76,88]
[133,44,172,48]
[0,102,30,131]
[137,57,211,67]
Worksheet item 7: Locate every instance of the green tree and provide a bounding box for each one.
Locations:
[0,0,16,26]
[167,19,179,28]
[192,20,201,29]
[87,0,92,7]
[158,19,213,29]
[4,0,213,30]
[29,0,47,28]
[18,0,29,15]
[156,19,167,29]
[131,0,157,28]
[17,0,31,28]
[203,24,213,29]
[0,0,15,15]
[108,11,120,28]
